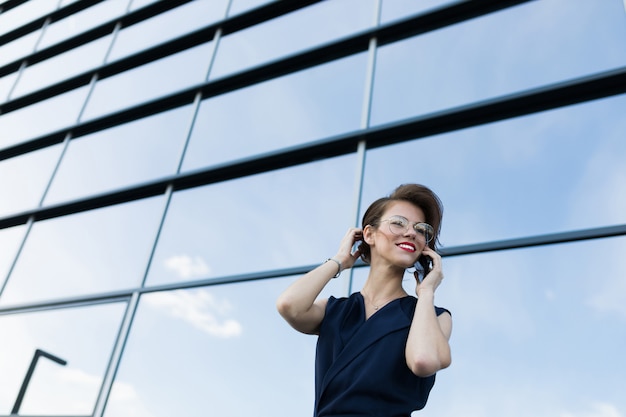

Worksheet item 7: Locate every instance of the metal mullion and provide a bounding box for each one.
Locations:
[138,185,174,289]
[0,217,33,299]
[346,0,383,296]
[92,291,140,417]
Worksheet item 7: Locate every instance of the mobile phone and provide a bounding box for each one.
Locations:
[414,255,432,282]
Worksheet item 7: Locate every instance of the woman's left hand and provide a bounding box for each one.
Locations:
[415,247,444,296]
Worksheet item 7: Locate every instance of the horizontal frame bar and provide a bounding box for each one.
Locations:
[1,223,624,315]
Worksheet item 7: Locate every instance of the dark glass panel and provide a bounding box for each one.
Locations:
[104,276,345,416]
[38,0,130,49]
[0,225,26,290]
[11,36,112,98]
[81,43,212,120]
[210,0,376,79]
[182,53,366,171]
[0,31,40,67]
[0,197,165,306]
[0,86,89,148]
[380,0,458,24]
[0,302,127,415]
[0,145,63,217]
[107,0,229,61]
[362,94,626,246]
[371,0,626,125]
[228,0,275,17]
[146,154,358,286]
[0,0,57,36]
[44,105,193,205]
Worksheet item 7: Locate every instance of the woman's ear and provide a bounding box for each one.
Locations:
[363,224,375,245]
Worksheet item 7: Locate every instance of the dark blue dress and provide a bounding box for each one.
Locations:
[314,292,450,417]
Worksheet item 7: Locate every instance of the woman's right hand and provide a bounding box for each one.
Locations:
[333,227,363,271]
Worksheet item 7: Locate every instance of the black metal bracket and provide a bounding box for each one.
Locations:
[11,349,67,415]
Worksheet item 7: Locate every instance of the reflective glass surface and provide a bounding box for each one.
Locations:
[0,197,165,306]
[37,0,130,50]
[380,0,459,24]
[147,155,358,286]
[0,72,17,102]
[361,94,626,246]
[107,0,229,61]
[0,31,40,67]
[127,0,160,12]
[182,53,366,171]
[0,302,127,415]
[81,43,212,120]
[44,105,193,205]
[350,237,626,416]
[0,145,63,217]
[371,0,626,125]
[0,0,57,36]
[0,225,26,288]
[11,36,112,98]
[210,0,376,79]
[104,276,345,417]
[228,0,275,17]
[0,86,89,148]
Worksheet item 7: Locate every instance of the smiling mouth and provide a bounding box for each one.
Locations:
[397,243,416,252]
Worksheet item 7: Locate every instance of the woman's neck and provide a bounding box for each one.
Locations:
[360,264,408,302]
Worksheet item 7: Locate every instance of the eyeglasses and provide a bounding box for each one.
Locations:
[380,215,434,243]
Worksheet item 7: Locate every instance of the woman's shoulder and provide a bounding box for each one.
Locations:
[326,292,361,309]
[400,295,451,317]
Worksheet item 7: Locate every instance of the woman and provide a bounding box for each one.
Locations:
[276,184,452,416]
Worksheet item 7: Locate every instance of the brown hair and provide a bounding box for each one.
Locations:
[358,184,443,264]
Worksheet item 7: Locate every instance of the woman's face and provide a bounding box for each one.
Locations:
[366,200,428,269]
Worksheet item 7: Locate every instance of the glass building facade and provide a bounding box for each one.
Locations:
[1,1,625,416]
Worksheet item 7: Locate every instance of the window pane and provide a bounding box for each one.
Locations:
[182,53,366,171]
[380,0,459,23]
[0,197,165,306]
[0,0,57,36]
[104,277,345,417]
[371,0,626,125]
[81,43,212,120]
[37,0,130,50]
[361,94,626,246]
[210,0,376,79]
[44,105,193,205]
[0,225,26,288]
[0,145,63,217]
[0,31,40,67]
[0,86,89,148]
[127,0,160,12]
[417,238,624,416]
[146,155,358,286]
[228,0,275,17]
[11,36,112,98]
[0,72,18,103]
[107,0,229,62]
[0,302,127,415]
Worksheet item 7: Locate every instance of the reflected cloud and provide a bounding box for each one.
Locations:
[561,402,624,417]
[107,380,156,417]
[164,254,211,279]
[144,289,242,338]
